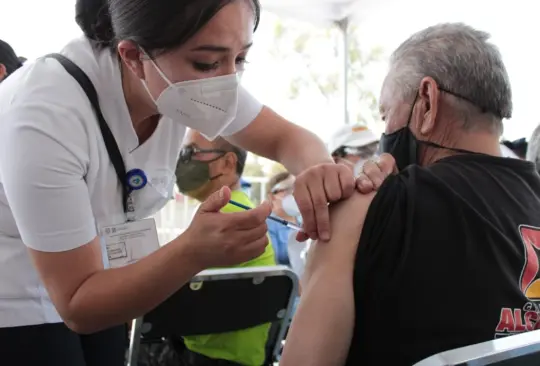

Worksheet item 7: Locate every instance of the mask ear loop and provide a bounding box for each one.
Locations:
[139,48,175,102]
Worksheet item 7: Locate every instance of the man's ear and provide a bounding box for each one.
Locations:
[417,76,440,136]
[223,152,238,175]
[117,40,146,79]
[0,64,7,81]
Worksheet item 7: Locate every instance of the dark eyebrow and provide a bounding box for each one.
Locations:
[190,42,253,52]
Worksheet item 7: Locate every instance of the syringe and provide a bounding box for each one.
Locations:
[228,200,303,232]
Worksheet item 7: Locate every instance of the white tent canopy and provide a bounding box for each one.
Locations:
[261,0,391,25]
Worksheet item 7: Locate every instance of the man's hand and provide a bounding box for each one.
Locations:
[355,153,397,193]
[293,163,355,242]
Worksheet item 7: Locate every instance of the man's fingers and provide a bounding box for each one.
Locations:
[355,173,375,193]
[377,153,397,174]
[362,160,385,188]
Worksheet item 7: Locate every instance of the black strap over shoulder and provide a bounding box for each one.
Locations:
[46,53,129,213]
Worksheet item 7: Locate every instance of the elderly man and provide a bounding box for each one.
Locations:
[281,23,540,366]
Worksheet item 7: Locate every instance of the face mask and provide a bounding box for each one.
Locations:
[379,92,483,171]
[142,57,240,141]
[175,160,221,194]
[281,194,301,217]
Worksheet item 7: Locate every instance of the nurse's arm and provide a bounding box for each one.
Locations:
[225,106,333,175]
[28,235,201,334]
[0,109,203,334]
[280,191,374,366]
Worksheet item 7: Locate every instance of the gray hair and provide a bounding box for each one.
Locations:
[527,125,540,174]
[387,23,512,131]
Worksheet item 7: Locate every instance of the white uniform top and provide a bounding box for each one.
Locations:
[0,37,263,327]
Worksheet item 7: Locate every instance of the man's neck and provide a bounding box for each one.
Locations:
[230,179,241,193]
[422,130,502,166]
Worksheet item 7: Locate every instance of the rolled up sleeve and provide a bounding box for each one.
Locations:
[0,103,97,252]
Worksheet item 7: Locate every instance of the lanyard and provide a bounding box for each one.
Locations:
[48,54,135,220]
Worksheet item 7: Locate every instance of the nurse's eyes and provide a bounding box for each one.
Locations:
[192,57,249,72]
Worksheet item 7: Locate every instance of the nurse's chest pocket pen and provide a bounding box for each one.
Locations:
[228,200,303,232]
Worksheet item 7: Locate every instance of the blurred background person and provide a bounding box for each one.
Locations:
[328,125,380,176]
[240,177,253,198]
[175,130,275,366]
[266,172,301,266]
[501,137,528,159]
[0,39,25,82]
[527,125,540,174]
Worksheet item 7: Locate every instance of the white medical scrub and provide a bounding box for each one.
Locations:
[0,37,263,328]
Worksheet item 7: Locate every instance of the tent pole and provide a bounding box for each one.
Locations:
[336,18,350,125]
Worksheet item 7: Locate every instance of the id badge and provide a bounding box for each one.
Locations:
[101,218,160,268]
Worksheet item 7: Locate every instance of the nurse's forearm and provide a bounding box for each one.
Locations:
[276,126,334,175]
[67,235,201,334]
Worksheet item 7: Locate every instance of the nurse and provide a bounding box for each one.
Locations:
[0,0,356,365]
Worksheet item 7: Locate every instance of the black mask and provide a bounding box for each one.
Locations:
[379,91,485,171]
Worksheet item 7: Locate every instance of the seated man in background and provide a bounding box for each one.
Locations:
[281,23,540,366]
[0,39,25,82]
[175,130,276,366]
[328,125,379,176]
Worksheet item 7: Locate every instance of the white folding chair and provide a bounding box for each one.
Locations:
[414,329,540,365]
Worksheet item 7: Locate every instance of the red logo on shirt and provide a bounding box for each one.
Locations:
[494,226,540,338]
[519,226,540,299]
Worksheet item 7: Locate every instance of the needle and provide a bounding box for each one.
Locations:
[228,200,303,232]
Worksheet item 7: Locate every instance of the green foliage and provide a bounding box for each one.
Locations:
[269,20,385,126]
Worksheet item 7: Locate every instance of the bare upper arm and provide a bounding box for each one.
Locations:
[302,191,376,286]
[28,237,103,322]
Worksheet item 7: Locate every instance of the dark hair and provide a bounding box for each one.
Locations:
[75,0,261,53]
[267,171,292,196]
[214,138,246,176]
[0,39,23,76]
[231,145,247,177]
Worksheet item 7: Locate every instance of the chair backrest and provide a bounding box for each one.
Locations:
[127,266,298,366]
[414,329,540,366]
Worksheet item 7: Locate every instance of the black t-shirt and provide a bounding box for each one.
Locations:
[345,154,540,365]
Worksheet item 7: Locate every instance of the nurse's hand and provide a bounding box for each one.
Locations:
[183,186,271,268]
[355,153,397,193]
[293,163,355,242]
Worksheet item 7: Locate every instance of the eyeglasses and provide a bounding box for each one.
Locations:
[179,146,227,163]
